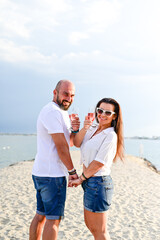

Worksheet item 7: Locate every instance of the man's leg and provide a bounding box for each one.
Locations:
[29,213,46,240]
[41,177,66,240]
[42,219,61,240]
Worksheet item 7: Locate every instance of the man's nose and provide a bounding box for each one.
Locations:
[66,95,72,102]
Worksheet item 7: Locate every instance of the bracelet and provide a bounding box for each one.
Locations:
[82,172,88,180]
[68,167,75,173]
[71,129,79,133]
[79,176,84,183]
[68,169,77,175]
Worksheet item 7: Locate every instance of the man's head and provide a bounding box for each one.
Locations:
[53,80,75,110]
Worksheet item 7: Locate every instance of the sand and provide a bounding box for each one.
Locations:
[0,151,160,240]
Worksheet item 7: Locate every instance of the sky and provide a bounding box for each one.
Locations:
[1,0,160,137]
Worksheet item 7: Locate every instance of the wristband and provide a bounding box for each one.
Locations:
[71,129,79,133]
[82,172,88,180]
[68,169,77,175]
[79,176,84,183]
[68,167,75,173]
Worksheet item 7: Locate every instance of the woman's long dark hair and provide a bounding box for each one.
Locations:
[95,98,124,162]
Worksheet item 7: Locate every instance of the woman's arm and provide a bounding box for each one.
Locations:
[73,127,87,147]
[68,160,104,187]
[82,160,104,178]
[73,116,92,147]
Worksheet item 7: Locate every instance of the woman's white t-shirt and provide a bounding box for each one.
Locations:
[80,125,117,176]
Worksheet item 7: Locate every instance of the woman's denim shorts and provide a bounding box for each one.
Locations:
[82,175,113,213]
[32,175,67,220]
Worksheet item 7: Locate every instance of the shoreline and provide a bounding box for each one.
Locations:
[1,132,160,140]
[5,153,160,174]
[126,154,160,174]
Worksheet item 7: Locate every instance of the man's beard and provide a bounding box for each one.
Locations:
[56,96,71,110]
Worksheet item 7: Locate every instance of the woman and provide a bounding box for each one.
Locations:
[69,98,124,240]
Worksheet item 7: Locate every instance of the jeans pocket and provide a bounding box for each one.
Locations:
[98,177,113,190]
[86,180,97,191]
[55,177,66,189]
[105,186,113,206]
[33,176,50,190]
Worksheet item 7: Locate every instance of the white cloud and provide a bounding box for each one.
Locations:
[0,0,160,78]
[39,0,71,12]
[68,32,89,45]
[0,38,57,65]
[84,0,121,33]
[33,0,72,31]
[121,75,160,84]
[0,0,31,38]
[68,0,121,45]
[62,51,89,60]
[0,0,72,38]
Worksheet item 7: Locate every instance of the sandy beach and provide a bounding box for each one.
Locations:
[0,151,160,240]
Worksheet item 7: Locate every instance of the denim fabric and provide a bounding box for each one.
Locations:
[82,176,113,213]
[32,175,66,219]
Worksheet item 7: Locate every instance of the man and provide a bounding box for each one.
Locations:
[29,80,79,240]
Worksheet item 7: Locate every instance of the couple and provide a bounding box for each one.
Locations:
[29,80,124,240]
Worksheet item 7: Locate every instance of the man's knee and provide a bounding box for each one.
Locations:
[34,213,46,223]
[45,219,60,229]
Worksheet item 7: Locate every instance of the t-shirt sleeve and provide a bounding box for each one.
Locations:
[42,110,64,134]
[94,133,117,165]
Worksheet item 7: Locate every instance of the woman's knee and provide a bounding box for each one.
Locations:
[87,223,108,238]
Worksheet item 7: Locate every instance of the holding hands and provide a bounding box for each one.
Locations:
[68,177,82,187]
[69,173,87,187]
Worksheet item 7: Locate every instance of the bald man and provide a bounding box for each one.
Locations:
[29,80,79,240]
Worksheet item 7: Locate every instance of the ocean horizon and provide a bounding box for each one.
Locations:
[0,134,160,172]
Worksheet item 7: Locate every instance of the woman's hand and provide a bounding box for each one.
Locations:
[83,116,92,131]
[72,116,92,148]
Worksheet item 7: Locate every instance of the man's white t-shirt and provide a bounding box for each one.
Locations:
[80,126,117,176]
[32,102,71,177]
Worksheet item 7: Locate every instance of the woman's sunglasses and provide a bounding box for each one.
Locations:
[96,107,115,117]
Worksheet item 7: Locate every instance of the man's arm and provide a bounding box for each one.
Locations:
[51,133,74,170]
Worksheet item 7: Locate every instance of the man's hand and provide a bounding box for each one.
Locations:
[71,117,80,132]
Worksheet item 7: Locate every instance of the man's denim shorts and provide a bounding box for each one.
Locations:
[82,175,113,213]
[32,175,67,220]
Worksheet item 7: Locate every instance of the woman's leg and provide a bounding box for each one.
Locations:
[84,208,111,240]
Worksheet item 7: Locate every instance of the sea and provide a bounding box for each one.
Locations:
[0,134,160,171]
